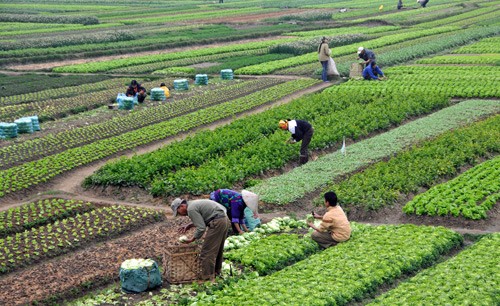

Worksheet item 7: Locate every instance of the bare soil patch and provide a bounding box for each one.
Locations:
[0,218,193,306]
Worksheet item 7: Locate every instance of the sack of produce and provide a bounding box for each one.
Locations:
[173,79,189,90]
[119,258,162,293]
[14,118,34,134]
[220,69,234,80]
[29,115,40,131]
[0,122,18,139]
[195,74,209,85]
[150,88,167,101]
[119,97,135,110]
[349,62,364,79]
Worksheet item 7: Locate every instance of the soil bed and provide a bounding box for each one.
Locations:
[0,217,193,306]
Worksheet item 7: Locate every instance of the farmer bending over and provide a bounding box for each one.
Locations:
[126,80,147,103]
[362,61,385,81]
[308,191,351,249]
[279,119,314,165]
[357,47,376,68]
[209,189,260,235]
[172,198,230,282]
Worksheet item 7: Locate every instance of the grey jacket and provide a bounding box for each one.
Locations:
[187,200,227,239]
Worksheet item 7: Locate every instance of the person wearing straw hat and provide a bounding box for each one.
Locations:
[357,47,376,68]
[279,119,314,165]
[171,198,230,281]
[209,189,260,234]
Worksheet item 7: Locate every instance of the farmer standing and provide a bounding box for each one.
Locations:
[357,47,376,68]
[279,119,314,165]
[209,189,260,234]
[308,191,351,249]
[172,198,230,281]
[318,37,331,82]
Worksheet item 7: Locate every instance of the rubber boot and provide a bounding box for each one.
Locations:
[299,156,308,165]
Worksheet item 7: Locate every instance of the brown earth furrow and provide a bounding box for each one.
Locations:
[0,218,189,305]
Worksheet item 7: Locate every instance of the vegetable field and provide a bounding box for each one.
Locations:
[0,0,498,304]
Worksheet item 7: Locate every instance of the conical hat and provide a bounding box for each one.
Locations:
[242,190,259,213]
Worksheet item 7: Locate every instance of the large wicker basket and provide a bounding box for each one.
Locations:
[163,244,201,284]
[349,62,364,79]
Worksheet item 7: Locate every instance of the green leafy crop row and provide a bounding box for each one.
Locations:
[0,205,163,274]
[416,54,500,65]
[333,115,499,214]
[0,79,282,169]
[346,65,500,98]
[252,100,500,205]
[52,38,297,73]
[109,48,268,74]
[150,89,450,196]
[453,37,500,54]
[0,78,128,107]
[197,224,462,305]
[0,79,318,198]
[403,156,500,219]
[226,234,319,275]
[0,198,94,238]
[368,234,499,305]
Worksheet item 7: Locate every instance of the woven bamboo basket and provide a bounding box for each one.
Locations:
[349,62,364,79]
[163,244,201,284]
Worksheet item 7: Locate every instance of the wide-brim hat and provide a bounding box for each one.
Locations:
[242,190,259,213]
[357,47,364,54]
[171,198,186,217]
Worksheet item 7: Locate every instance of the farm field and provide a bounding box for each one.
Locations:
[0,0,498,305]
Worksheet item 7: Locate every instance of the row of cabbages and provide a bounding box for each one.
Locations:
[224,217,309,250]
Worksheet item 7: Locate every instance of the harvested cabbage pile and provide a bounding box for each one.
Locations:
[120,258,155,270]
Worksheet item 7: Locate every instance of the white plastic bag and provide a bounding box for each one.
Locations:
[327,57,339,76]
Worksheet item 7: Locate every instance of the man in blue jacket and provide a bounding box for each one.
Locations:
[362,61,385,81]
[357,47,376,67]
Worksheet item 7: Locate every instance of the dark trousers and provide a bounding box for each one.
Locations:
[320,61,328,82]
[311,231,338,249]
[137,93,146,103]
[300,128,314,164]
[199,217,230,280]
